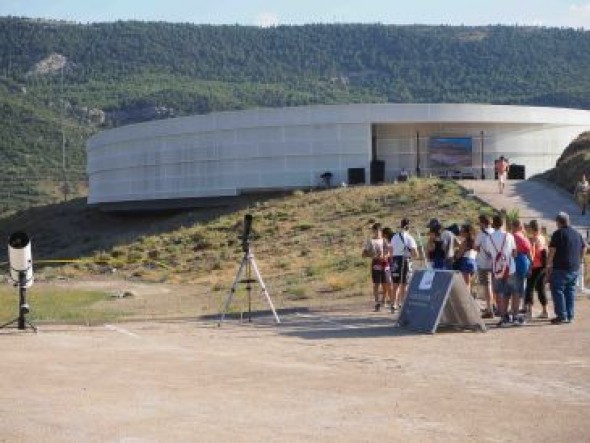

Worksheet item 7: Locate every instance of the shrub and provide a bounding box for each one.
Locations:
[285,285,308,300]
[295,221,314,231]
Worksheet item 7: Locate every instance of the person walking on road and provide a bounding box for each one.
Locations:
[495,156,510,194]
[546,212,586,324]
[574,174,589,215]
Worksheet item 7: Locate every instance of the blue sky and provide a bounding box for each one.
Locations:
[1,0,589,28]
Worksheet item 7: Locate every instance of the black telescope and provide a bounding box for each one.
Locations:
[241,214,253,252]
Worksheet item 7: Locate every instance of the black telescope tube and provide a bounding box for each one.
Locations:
[242,214,253,251]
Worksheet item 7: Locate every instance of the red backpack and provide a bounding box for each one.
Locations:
[490,234,510,280]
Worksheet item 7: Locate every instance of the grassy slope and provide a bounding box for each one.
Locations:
[0,180,489,311]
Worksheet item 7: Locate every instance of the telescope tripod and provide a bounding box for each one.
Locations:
[0,271,37,333]
[218,248,280,326]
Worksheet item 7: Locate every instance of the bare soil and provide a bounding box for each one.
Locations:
[1,297,589,442]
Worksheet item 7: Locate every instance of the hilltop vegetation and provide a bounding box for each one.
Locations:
[1,18,590,209]
[541,131,590,192]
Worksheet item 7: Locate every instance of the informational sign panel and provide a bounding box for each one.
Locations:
[398,270,486,334]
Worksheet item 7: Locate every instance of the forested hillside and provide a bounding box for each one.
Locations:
[1,18,590,210]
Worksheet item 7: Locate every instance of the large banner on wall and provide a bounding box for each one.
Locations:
[428,137,473,168]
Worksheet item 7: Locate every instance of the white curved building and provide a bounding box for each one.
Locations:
[87,103,590,209]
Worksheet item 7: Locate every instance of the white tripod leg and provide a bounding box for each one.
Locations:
[249,255,281,324]
[218,254,248,326]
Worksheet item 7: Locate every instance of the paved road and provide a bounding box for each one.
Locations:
[462,179,590,237]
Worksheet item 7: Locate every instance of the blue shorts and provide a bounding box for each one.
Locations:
[493,274,518,298]
[458,257,477,275]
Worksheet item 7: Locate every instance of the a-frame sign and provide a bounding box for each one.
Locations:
[398,270,487,334]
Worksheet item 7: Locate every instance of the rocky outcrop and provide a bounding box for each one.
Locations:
[542,132,590,192]
[27,53,75,76]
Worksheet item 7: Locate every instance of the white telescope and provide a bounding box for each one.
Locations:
[8,231,33,288]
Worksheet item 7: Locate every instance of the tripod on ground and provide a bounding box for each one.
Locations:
[218,247,280,326]
[0,271,37,333]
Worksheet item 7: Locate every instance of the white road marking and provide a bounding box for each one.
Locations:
[104,324,140,338]
[294,312,361,330]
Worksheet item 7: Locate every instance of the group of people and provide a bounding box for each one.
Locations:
[362,218,417,313]
[363,210,586,326]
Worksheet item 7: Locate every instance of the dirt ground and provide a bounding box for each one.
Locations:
[1,297,590,442]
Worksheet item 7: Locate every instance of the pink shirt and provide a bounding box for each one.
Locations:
[514,231,531,254]
[530,234,547,268]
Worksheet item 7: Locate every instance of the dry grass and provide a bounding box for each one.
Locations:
[0,179,491,319]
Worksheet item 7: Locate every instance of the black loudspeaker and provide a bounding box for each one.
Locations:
[370,160,385,184]
[508,164,525,180]
[348,168,366,185]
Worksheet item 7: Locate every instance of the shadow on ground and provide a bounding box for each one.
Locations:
[203,308,493,340]
[0,191,293,263]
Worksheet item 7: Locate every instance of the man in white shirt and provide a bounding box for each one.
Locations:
[390,218,418,310]
[474,214,496,318]
[481,214,518,326]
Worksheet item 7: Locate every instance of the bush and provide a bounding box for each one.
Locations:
[285,285,308,300]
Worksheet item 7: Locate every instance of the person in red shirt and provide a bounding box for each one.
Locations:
[511,219,532,324]
[525,220,548,319]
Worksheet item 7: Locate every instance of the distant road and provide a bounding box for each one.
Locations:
[461,179,590,237]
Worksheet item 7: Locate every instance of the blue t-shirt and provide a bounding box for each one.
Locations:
[549,226,585,272]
